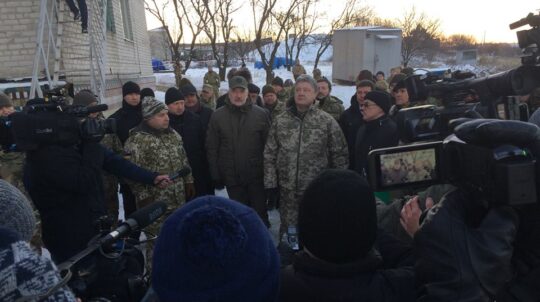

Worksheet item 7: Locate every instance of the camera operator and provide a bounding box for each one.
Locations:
[23,98,172,264]
[399,120,540,301]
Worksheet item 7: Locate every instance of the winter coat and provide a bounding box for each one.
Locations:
[206,101,270,186]
[25,143,156,263]
[124,123,193,208]
[279,248,415,302]
[415,189,519,302]
[216,94,227,109]
[187,101,213,134]
[354,115,399,176]
[168,111,214,196]
[315,95,344,121]
[264,104,348,193]
[338,94,364,169]
[109,100,143,145]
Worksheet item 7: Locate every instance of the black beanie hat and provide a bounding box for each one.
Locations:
[165,87,185,105]
[365,90,392,114]
[298,169,377,263]
[141,87,155,99]
[271,76,284,87]
[122,81,140,97]
[248,83,260,94]
[181,83,197,96]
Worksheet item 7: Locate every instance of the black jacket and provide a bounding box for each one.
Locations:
[354,115,399,176]
[216,94,227,109]
[168,111,214,196]
[25,142,156,263]
[338,94,364,169]
[109,100,143,145]
[206,101,270,186]
[186,101,213,134]
[280,248,415,302]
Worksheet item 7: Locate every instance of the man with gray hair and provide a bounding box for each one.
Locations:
[264,75,349,243]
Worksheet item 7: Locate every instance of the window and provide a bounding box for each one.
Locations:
[119,0,133,40]
[106,0,115,33]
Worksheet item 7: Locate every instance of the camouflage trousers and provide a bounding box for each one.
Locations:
[278,187,301,240]
[0,155,43,250]
[138,201,182,276]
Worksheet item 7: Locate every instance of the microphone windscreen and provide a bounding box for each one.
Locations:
[128,201,167,229]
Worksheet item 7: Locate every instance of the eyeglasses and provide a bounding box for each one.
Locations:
[360,102,375,109]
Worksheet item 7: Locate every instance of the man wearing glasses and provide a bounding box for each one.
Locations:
[354,91,399,176]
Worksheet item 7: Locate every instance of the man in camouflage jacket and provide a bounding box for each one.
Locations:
[124,97,194,271]
[204,65,221,97]
[264,75,349,238]
[314,77,344,120]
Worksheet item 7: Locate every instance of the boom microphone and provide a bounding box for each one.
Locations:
[98,201,168,246]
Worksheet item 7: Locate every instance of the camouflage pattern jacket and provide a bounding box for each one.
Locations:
[263,100,286,121]
[315,95,345,120]
[264,104,349,194]
[277,89,290,104]
[201,94,217,110]
[204,71,221,90]
[124,123,193,207]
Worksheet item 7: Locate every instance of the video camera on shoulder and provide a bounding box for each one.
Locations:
[9,91,116,150]
[368,127,537,207]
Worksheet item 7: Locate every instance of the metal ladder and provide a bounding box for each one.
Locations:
[29,0,108,103]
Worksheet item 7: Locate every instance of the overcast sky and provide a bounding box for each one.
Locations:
[145,0,538,43]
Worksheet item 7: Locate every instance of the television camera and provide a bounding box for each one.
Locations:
[395,12,540,143]
[8,91,115,151]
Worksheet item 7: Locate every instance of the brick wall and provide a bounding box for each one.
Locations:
[0,0,155,106]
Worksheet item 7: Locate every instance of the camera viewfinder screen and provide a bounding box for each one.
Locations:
[380,148,437,186]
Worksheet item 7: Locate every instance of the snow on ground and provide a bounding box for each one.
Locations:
[154,61,357,109]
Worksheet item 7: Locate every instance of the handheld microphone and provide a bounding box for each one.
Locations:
[169,167,192,181]
[98,201,168,246]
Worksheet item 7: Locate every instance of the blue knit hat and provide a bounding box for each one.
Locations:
[152,196,280,302]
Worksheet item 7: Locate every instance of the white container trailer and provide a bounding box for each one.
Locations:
[332,26,402,84]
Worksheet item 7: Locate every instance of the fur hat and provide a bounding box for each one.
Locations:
[73,91,98,106]
[271,76,284,87]
[365,90,392,114]
[142,97,167,119]
[298,169,377,263]
[122,81,141,97]
[165,87,184,105]
[262,85,276,96]
[0,180,36,242]
[152,196,280,302]
[248,83,260,94]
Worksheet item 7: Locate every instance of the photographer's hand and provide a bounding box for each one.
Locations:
[154,175,172,188]
[400,196,434,237]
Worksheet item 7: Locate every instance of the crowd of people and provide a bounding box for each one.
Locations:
[0,62,540,302]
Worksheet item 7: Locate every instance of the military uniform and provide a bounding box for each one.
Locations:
[200,93,217,110]
[100,132,124,222]
[292,64,307,79]
[264,100,286,121]
[204,70,221,97]
[124,122,193,271]
[315,95,344,121]
[264,105,349,237]
[277,89,290,104]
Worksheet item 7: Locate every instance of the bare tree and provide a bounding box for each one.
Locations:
[293,0,318,63]
[443,34,477,50]
[251,0,304,83]
[399,7,441,67]
[192,0,238,80]
[231,29,255,65]
[312,0,374,70]
[145,0,184,87]
[177,0,207,73]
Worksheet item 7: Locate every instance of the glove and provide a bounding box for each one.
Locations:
[213,180,225,190]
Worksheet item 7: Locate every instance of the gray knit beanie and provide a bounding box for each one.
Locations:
[0,180,36,241]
